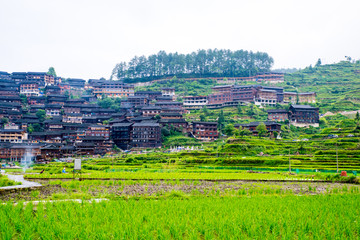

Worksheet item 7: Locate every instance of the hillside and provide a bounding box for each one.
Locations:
[282,60,360,113]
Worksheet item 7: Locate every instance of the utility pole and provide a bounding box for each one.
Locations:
[289,149,291,173]
[336,139,339,173]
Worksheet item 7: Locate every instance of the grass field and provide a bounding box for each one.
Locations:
[1,194,360,239]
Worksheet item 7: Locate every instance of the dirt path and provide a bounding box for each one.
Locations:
[0,174,42,190]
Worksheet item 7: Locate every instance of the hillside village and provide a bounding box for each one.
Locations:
[1,70,320,162]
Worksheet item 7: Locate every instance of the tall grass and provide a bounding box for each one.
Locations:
[0,194,359,239]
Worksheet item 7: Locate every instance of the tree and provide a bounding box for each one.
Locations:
[27,124,34,133]
[217,110,225,130]
[111,49,274,81]
[201,106,209,116]
[224,124,236,136]
[154,114,161,120]
[33,123,42,132]
[98,98,113,109]
[112,145,121,152]
[355,112,360,123]
[1,117,9,127]
[47,67,57,77]
[236,127,252,138]
[36,110,46,122]
[246,104,255,116]
[315,58,322,67]
[256,123,268,138]
[237,104,243,114]
[161,126,171,138]
[19,94,27,105]
[199,114,206,122]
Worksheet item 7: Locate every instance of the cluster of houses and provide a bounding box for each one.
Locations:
[0,70,319,162]
[183,85,316,109]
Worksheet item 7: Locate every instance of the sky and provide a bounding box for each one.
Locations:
[1,0,360,80]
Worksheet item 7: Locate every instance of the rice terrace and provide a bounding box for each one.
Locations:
[1,132,360,239]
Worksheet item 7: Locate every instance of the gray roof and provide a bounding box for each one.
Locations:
[141,105,161,110]
[267,109,288,113]
[112,122,133,127]
[192,121,217,125]
[133,122,160,127]
[160,119,187,123]
[291,105,318,109]
[237,121,281,127]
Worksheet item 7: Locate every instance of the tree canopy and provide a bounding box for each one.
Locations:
[256,123,268,138]
[47,67,57,77]
[111,49,274,82]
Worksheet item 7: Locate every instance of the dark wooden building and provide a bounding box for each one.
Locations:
[236,121,282,136]
[267,109,289,122]
[192,122,218,141]
[131,122,161,148]
[111,122,133,150]
[127,96,148,107]
[159,119,188,132]
[135,91,162,100]
[289,105,319,126]
[141,105,161,117]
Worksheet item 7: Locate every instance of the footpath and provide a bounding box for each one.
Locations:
[0,174,42,193]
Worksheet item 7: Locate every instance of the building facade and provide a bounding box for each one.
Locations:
[131,122,161,148]
[289,105,319,127]
[192,122,219,141]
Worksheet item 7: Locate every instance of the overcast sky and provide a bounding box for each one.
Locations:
[1,0,359,80]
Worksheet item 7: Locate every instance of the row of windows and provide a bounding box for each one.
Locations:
[133,128,158,131]
[133,135,158,138]
[89,134,109,137]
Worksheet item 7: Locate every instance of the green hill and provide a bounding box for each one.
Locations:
[282,60,360,113]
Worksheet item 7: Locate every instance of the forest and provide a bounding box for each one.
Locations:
[111,49,274,83]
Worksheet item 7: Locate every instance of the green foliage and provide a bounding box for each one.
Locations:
[256,123,268,137]
[112,49,273,82]
[0,175,19,187]
[355,112,360,123]
[315,58,321,67]
[19,94,27,105]
[139,78,216,96]
[97,97,124,112]
[98,97,113,109]
[202,106,209,116]
[283,61,360,112]
[218,110,225,130]
[47,67,57,77]
[35,109,46,122]
[162,135,200,147]
[236,127,252,137]
[1,117,9,127]
[27,124,34,134]
[224,124,236,136]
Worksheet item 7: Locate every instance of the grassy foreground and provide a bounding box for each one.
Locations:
[1,194,359,239]
[0,174,19,187]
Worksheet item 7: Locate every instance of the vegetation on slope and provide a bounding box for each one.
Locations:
[283,60,360,112]
[111,49,273,82]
